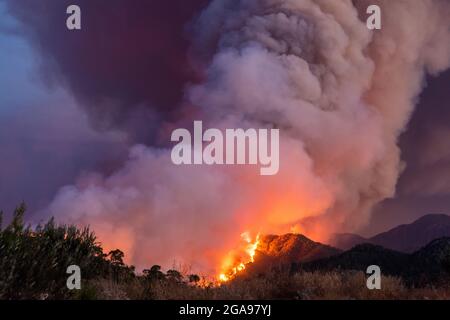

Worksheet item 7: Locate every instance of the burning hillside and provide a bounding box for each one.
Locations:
[219,232,261,282]
[256,234,341,264]
[219,233,341,282]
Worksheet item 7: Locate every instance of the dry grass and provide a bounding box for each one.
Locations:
[82,270,450,300]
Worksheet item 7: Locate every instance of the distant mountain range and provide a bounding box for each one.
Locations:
[329,214,450,253]
[299,238,450,286]
[249,214,450,286]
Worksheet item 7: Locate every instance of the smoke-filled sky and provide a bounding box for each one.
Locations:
[1,0,450,273]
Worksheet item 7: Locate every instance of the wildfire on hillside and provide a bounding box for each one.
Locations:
[218,232,260,282]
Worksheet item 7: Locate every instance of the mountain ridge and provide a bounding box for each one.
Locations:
[329,214,450,252]
[298,237,450,286]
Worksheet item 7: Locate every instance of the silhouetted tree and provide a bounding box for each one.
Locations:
[188,274,200,283]
[108,249,125,266]
[143,265,165,281]
[166,269,183,283]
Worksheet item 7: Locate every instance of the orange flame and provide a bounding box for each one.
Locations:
[218,232,260,282]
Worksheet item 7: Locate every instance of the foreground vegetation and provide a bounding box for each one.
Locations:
[0,204,200,299]
[1,204,450,300]
[91,269,450,300]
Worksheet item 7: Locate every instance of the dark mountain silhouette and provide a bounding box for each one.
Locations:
[330,214,450,253]
[298,243,409,276]
[406,237,450,286]
[328,233,369,251]
[371,214,450,253]
[296,237,450,286]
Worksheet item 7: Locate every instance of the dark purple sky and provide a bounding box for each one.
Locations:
[0,0,449,236]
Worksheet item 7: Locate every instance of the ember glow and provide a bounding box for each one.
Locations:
[219,232,261,282]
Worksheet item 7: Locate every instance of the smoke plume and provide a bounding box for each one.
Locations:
[10,0,450,272]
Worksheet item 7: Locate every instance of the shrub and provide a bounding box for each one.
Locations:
[0,204,128,299]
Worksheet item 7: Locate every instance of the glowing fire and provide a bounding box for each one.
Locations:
[218,232,260,282]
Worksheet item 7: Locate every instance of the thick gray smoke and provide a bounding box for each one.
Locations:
[46,0,450,273]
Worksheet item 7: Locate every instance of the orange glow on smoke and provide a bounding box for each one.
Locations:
[218,232,260,282]
[216,195,332,282]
